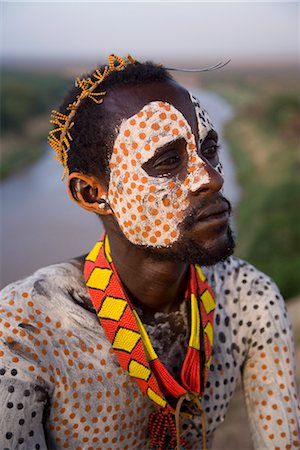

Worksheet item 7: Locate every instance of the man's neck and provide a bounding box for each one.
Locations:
[108,231,189,314]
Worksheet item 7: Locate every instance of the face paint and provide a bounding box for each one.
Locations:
[108,100,212,248]
[190,93,224,178]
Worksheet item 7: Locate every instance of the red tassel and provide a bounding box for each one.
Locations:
[148,409,188,450]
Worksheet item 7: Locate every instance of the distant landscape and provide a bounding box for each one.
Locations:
[201,67,299,301]
[1,64,299,300]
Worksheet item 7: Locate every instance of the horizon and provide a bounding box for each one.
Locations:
[2,2,299,70]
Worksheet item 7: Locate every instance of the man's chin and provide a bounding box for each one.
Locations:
[131,227,235,267]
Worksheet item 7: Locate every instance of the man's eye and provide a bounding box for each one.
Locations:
[152,151,181,169]
[201,144,220,159]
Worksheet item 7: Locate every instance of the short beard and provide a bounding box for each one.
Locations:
[130,197,235,266]
[138,226,235,266]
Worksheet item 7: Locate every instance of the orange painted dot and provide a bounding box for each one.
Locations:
[172,128,179,136]
[152,136,159,143]
[139,133,146,140]
[22,292,29,298]
[151,123,160,131]
[124,130,131,137]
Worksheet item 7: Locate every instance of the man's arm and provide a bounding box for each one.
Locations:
[242,279,300,448]
[0,283,50,450]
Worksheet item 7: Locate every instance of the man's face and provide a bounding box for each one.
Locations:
[105,81,234,264]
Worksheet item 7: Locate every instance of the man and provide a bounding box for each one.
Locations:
[0,55,299,450]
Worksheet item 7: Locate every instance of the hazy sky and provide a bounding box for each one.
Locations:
[1,1,299,65]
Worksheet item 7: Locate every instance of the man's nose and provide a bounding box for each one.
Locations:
[189,160,224,195]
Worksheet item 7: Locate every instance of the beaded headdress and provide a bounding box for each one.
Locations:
[48,54,137,179]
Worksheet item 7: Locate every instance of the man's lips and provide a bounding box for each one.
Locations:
[196,202,230,222]
[181,196,232,231]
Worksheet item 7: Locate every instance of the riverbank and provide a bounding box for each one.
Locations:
[1,69,71,179]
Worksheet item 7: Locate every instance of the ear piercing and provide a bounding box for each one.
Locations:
[98,195,110,210]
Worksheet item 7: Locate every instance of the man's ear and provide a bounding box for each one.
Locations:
[67,172,112,215]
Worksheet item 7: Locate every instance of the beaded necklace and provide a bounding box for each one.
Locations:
[84,234,216,449]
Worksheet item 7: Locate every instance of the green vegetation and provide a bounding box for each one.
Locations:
[202,68,300,299]
[1,70,72,178]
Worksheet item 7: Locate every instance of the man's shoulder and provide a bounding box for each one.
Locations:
[206,255,275,284]
[204,255,283,304]
[0,257,88,314]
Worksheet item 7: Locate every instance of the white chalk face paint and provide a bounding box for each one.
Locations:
[108,99,212,247]
[190,92,224,178]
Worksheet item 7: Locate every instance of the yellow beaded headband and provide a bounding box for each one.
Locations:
[48,54,137,179]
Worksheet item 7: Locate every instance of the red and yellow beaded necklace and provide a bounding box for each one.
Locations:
[84,234,216,449]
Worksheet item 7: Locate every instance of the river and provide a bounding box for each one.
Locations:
[0,90,240,288]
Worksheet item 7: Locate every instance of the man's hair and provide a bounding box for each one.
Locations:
[57,61,173,181]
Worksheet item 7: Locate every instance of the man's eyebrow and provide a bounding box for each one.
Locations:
[155,138,185,155]
[203,129,219,141]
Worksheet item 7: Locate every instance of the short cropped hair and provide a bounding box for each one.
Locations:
[58,61,173,181]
